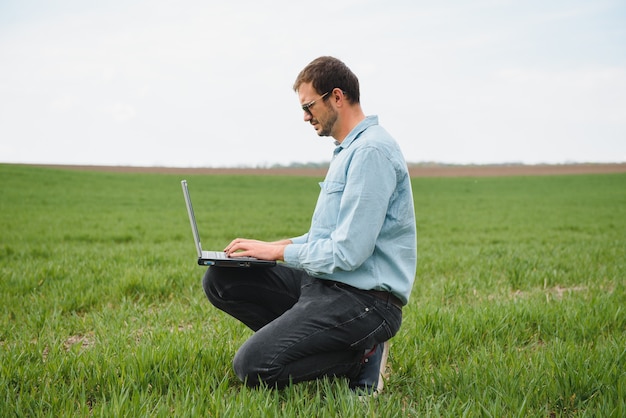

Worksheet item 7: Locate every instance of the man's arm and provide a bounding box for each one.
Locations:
[284,146,396,274]
[224,238,293,261]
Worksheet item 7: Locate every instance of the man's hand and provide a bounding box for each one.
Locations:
[224,238,292,261]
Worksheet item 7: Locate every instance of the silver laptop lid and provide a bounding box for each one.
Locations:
[181,180,203,258]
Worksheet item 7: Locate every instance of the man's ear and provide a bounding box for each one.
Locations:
[332,88,346,107]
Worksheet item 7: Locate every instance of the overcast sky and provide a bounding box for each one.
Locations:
[1,0,625,167]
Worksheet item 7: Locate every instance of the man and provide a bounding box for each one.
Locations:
[202,56,417,395]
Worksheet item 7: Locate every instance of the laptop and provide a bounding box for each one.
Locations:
[181,180,276,267]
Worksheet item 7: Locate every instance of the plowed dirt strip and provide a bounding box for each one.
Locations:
[23,163,626,177]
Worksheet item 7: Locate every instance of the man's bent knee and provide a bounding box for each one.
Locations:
[233,343,282,388]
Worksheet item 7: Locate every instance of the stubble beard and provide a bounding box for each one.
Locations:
[315,107,338,137]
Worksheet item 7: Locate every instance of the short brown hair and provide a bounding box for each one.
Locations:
[293,56,360,104]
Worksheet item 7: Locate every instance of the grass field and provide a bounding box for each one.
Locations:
[1,164,624,417]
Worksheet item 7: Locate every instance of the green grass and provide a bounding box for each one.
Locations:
[1,164,624,417]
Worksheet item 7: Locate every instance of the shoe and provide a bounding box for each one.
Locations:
[349,341,389,396]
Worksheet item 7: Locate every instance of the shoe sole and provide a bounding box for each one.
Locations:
[375,341,390,394]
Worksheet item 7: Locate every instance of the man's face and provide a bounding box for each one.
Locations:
[298,83,338,138]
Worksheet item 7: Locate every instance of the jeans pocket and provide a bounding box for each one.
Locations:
[336,286,402,349]
[349,318,394,349]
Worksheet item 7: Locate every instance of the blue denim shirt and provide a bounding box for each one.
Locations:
[283,116,417,304]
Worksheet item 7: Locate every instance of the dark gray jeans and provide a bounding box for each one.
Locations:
[202,264,402,388]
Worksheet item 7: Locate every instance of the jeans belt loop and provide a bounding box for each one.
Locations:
[367,289,403,310]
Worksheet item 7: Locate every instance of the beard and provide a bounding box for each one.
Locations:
[314,105,338,137]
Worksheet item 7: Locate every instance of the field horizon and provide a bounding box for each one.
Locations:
[11,161,626,178]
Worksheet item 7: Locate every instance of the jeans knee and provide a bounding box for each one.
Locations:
[233,341,280,388]
[233,349,261,387]
[202,268,224,306]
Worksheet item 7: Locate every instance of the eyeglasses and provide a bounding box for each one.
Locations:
[301,91,330,115]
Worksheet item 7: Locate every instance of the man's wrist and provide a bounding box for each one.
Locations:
[276,244,287,261]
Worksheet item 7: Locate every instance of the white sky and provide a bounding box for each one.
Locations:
[1,0,625,167]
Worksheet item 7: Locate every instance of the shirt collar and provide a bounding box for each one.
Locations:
[334,115,379,153]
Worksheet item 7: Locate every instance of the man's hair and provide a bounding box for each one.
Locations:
[293,56,360,104]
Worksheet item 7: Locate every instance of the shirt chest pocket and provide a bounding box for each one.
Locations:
[312,181,345,228]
